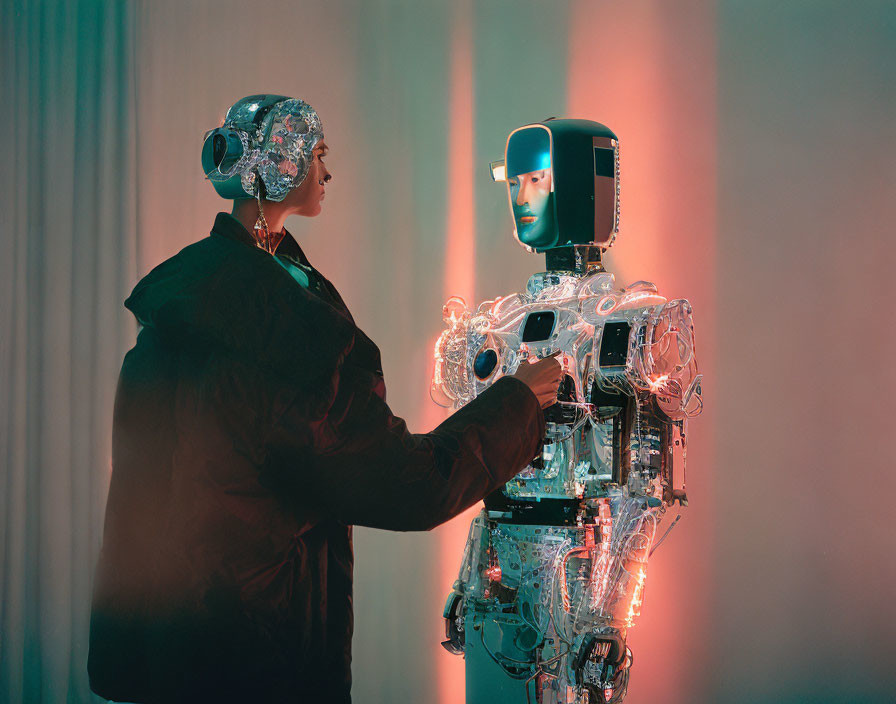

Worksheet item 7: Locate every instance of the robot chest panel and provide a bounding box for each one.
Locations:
[468,302,594,399]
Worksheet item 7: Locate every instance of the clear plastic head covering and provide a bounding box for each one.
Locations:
[202,94,324,202]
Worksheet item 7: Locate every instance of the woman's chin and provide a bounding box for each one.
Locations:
[297,203,323,218]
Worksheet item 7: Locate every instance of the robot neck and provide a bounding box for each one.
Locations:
[544,245,604,275]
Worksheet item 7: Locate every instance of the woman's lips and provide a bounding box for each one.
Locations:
[520,215,537,224]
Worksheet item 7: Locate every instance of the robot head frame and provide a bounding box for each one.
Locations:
[491,119,620,253]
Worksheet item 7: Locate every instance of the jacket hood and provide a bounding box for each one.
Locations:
[124,222,355,389]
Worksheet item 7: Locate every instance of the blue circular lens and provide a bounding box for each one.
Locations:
[473,348,498,380]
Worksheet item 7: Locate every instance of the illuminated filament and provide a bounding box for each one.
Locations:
[559,547,588,613]
[560,556,571,613]
[646,373,670,394]
[625,567,647,628]
[620,289,663,306]
[589,500,613,611]
[485,563,502,582]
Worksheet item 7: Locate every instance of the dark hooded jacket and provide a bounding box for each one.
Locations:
[88,213,545,703]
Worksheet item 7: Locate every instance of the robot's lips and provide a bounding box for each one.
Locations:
[520,216,537,224]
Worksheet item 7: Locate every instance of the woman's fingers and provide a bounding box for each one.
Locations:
[510,351,566,407]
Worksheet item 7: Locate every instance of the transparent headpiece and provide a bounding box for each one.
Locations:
[202,94,324,202]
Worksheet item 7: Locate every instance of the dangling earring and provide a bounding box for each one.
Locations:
[254,182,273,253]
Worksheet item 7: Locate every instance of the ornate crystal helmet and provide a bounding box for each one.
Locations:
[201,94,324,202]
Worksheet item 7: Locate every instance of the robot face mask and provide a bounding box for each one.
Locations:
[506,126,557,250]
[201,94,324,202]
[493,119,620,253]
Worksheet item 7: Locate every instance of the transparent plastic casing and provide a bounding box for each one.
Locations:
[435,270,702,703]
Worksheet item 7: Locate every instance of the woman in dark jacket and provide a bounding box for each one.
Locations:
[87,95,560,704]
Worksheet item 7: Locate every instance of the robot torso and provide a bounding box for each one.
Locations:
[433,267,702,704]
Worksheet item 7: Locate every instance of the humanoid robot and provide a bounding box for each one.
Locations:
[431,120,703,704]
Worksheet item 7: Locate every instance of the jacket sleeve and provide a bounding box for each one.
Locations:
[266,371,546,531]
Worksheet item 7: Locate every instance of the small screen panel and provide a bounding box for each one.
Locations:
[598,321,631,367]
[593,137,617,246]
[594,147,615,177]
[521,311,557,342]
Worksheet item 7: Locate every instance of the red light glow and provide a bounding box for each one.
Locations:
[436,3,476,703]
[485,564,502,582]
[625,566,648,629]
[568,2,716,700]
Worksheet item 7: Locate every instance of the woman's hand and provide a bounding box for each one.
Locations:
[510,351,563,409]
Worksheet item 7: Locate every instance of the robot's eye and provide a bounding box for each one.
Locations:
[508,177,519,187]
[530,175,540,183]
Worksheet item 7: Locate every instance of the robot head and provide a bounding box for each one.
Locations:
[201,94,324,202]
[492,119,619,253]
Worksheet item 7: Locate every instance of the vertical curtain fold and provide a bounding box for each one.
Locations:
[0,1,137,702]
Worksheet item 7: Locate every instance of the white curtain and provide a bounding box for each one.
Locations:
[1,1,137,702]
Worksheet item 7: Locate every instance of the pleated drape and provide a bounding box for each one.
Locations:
[0,1,137,702]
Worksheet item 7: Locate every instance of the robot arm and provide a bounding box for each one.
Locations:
[621,294,702,507]
[629,297,702,422]
[431,296,474,409]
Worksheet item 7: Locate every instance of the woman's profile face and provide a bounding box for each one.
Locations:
[283,140,331,217]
